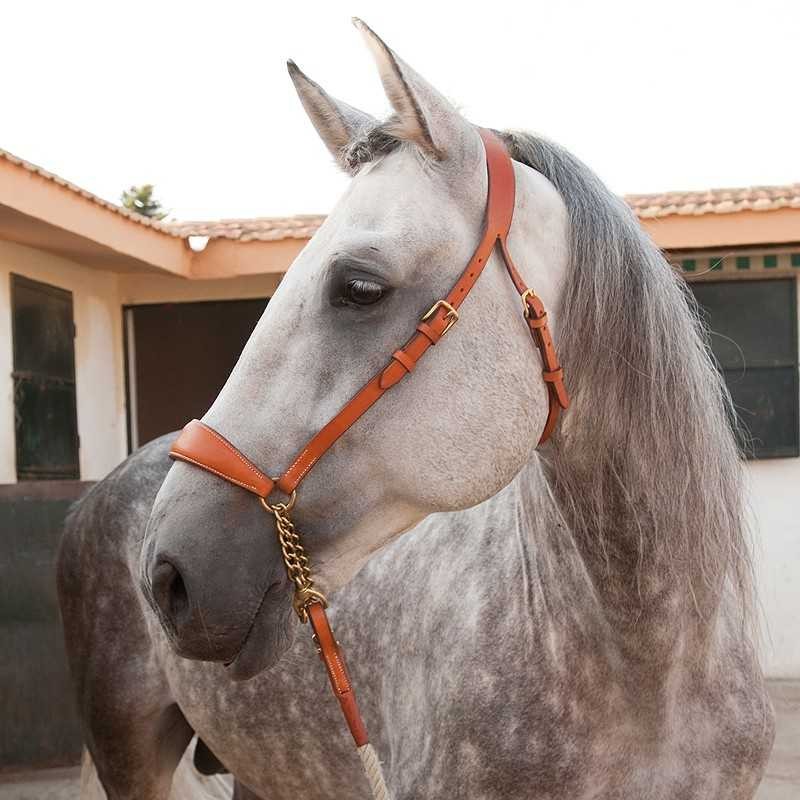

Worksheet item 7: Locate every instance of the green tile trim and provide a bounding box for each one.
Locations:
[764,254,778,269]
[792,253,800,267]
[681,259,696,272]
[736,256,750,270]
[710,257,723,271]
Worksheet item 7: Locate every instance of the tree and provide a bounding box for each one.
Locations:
[120,184,168,220]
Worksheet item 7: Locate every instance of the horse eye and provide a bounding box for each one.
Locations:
[344,278,386,306]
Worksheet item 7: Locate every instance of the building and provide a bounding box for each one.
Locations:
[632,185,800,687]
[0,149,797,769]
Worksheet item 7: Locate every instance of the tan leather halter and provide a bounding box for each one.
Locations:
[168,129,568,755]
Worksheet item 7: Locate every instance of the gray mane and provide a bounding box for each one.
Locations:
[344,123,753,623]
[501,131,753,624]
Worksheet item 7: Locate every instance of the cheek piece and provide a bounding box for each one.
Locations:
[167,129,568,783]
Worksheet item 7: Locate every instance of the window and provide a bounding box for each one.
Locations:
[690,279,798,459]
[11,275,80,479]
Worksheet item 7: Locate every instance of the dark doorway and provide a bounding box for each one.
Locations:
[124,298,267,449]
[11,274,80,480]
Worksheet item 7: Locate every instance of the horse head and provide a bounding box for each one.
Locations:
[140,20,569,679]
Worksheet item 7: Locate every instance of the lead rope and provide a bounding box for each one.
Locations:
[261,495,393,800]
[358,743,392,800]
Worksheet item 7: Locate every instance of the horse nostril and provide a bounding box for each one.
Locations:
[168,570,189,619]
[151,558,190,627]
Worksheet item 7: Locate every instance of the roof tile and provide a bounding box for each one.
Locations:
[3,146,799,241]
[625,183,800,219]
[0,148,181,236]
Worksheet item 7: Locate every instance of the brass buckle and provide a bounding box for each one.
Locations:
[521,288,536,319]
[422,299,459,337]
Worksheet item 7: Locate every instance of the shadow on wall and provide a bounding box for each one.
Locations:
[0,481,93,771]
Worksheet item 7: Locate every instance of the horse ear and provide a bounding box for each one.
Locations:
[287,60,376,172]
[353,18,467,161]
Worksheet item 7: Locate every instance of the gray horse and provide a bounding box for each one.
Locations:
[57,20,774,800]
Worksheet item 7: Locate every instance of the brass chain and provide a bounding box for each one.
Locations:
[260,495,327,623]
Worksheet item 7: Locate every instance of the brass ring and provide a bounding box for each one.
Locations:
[260,487,297,514]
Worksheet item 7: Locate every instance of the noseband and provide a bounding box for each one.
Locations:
[168,129,568,785]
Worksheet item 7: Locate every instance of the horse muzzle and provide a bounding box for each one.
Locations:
[141,462,292,671]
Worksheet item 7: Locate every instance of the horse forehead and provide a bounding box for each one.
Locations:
[336,151,478,236]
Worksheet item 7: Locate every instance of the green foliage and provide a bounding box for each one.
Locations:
[120,184,168,220]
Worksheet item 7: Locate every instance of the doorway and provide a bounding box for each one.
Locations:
[124,298,267,450]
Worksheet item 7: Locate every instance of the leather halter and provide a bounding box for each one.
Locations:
[168,129,568,753]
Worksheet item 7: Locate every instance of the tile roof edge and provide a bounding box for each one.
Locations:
[0,148,181,237]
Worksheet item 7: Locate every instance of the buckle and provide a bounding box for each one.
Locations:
[422,299,459,337]
[521,288,537,319]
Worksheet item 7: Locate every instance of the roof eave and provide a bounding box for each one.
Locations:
[640,207,800,251]
[0,156,192,276]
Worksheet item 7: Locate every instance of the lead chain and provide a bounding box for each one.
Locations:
[260,498,327,623]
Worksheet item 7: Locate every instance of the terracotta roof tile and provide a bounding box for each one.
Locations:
[3,145,798,241]
[169,215,326,242]
[626,183,800,219]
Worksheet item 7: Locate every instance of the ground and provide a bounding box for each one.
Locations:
[0,681,796,800]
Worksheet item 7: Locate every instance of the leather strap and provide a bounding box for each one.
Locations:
[272,129,566,494]
[170,419,274,498]
[307,602,369,747]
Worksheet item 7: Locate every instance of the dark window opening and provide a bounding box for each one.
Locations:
[11,275,80,480]
[690,278,799,459]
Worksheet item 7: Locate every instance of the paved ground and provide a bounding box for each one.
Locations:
[0,767,80,800]
[1,681,797,799]
[757,680,800,800]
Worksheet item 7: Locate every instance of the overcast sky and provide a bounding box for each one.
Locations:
[3,1,798,221]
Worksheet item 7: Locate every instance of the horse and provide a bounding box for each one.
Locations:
[57,19,775,800]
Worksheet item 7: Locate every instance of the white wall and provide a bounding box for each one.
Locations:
[0,240,127,482]
[749,459,800,678]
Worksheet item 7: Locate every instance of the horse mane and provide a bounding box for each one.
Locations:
[501,130,754,625]
[343,122,754,623]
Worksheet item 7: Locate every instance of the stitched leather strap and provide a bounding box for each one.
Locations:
[276,129,564,493]
[170,420,275,498]
[307,602,369,747]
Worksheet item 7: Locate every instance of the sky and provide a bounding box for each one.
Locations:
[2,1,798,221]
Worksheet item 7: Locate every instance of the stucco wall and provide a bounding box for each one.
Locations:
[117,271,281,306]
[0,240,127,482]
[749,458,800,678]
